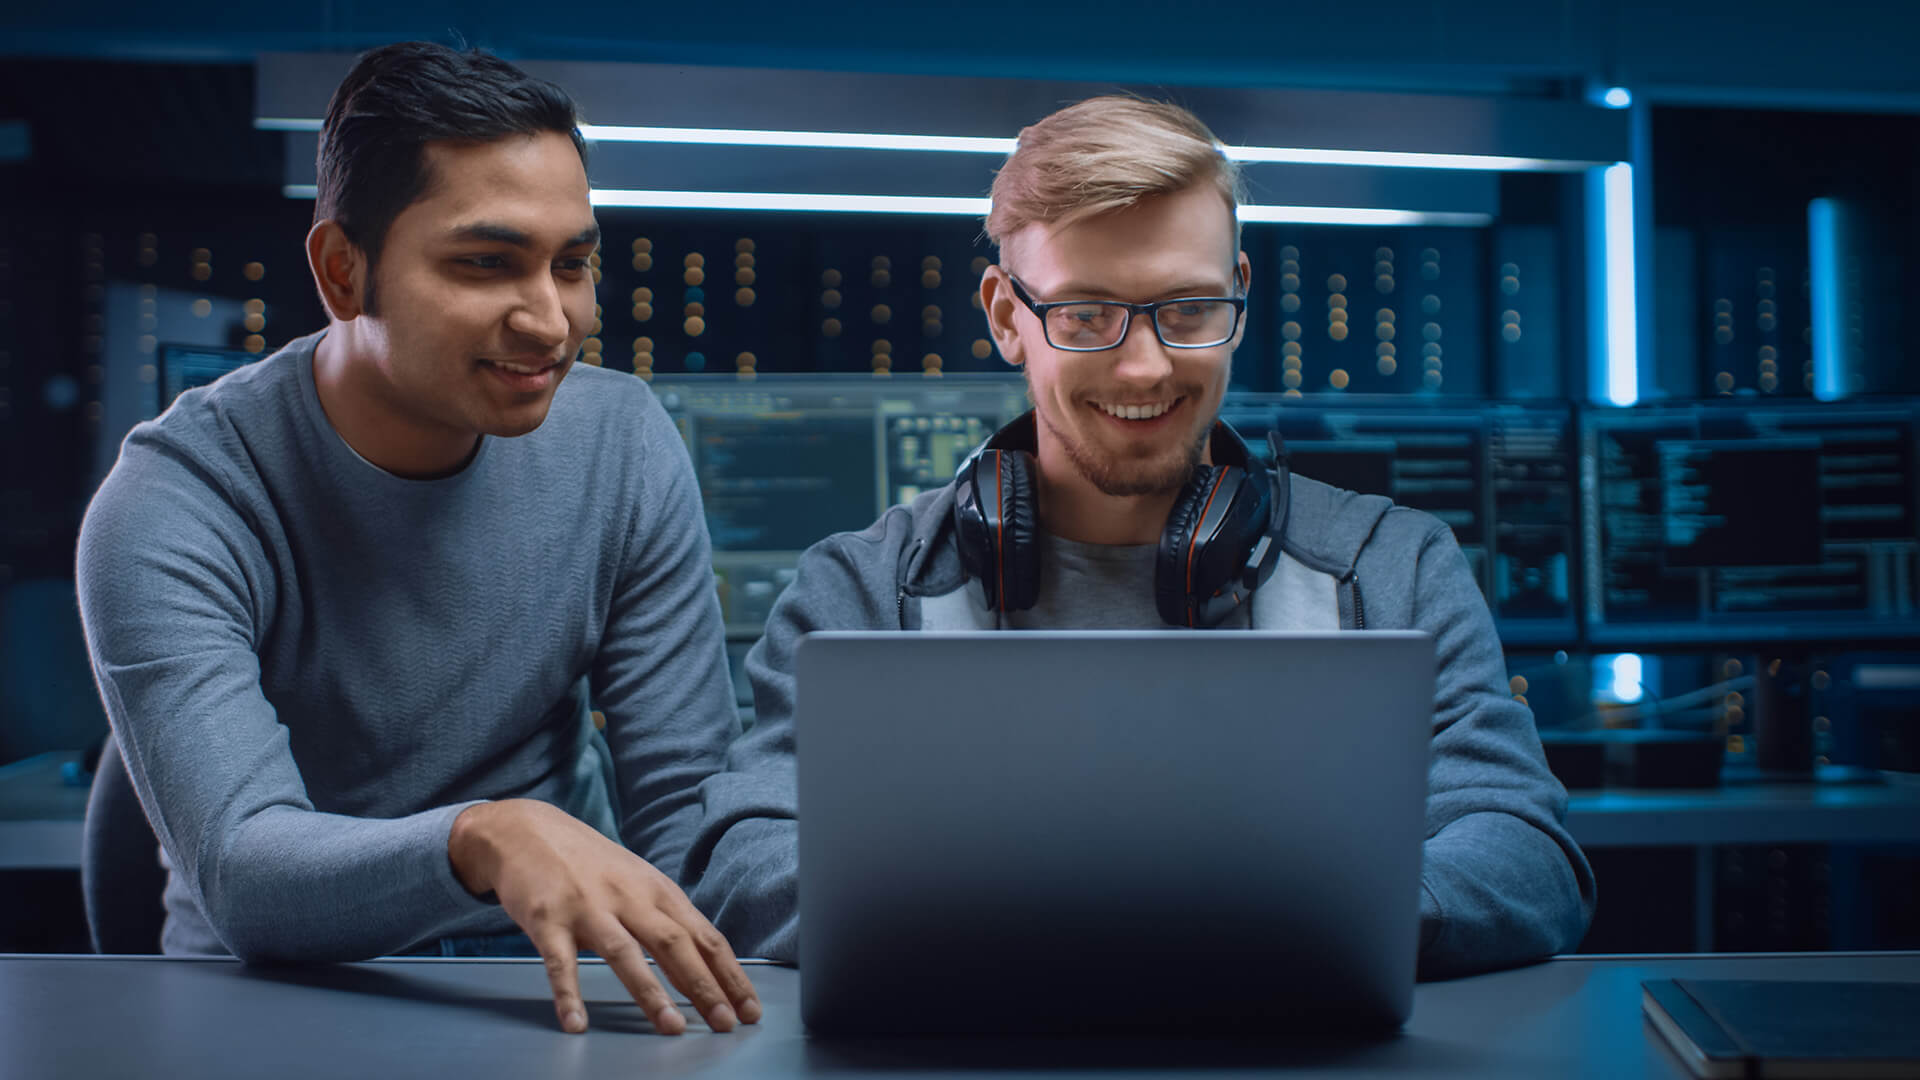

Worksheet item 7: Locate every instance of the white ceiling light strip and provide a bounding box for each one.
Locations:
[286,184,1485,225]
[262,117,1592,172]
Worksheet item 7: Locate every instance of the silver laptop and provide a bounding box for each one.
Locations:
[796,630,1436,1036]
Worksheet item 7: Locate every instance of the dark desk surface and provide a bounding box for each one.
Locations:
[4,952,1917,1078]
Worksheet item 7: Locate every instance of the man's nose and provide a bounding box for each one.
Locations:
[507,274,570,348]
[1106,317,1175,384]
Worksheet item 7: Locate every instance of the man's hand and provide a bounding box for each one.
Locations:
[448,798,762,1035]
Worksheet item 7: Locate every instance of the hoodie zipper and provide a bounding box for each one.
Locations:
[1348,573,1367,630]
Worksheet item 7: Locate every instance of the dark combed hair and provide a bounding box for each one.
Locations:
[315,41,587,291]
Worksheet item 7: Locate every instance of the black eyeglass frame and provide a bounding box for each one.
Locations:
[1005,275,1248,353]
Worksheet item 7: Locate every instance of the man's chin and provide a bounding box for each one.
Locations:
[479,403,556,439]
[1069,441,1200,498]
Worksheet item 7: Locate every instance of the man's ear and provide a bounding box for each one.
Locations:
[1227,249,1254,351]
[980,264,1025,368]
[307,220,369,323]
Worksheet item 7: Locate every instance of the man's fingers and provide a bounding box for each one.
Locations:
[628,912,740,1032]
[530,927,588,1034]
[587,921,687,1035]
[671,900,761,1024]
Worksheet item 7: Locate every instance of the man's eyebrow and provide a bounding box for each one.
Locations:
[443,222,601,249]
[446,223,533,247]
[1044,280,1232,300]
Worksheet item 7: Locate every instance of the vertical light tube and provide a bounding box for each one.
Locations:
[1602,163,1640,406]
[1808,197,1845,402]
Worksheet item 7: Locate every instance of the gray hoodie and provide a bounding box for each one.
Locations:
[687,465,1596,978]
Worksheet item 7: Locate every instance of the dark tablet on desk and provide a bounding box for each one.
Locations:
[1643,978,1920,1079]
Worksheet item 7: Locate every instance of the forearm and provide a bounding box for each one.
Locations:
[685,767,798,962]
[1418,811,1590,979]
[199,799,497,963]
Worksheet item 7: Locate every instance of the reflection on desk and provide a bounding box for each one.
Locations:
[2,953,1917,1079]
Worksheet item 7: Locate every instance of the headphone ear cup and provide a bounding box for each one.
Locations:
[1155,465,1219,626]
[953,452,997,606]
[996,449,1042,611]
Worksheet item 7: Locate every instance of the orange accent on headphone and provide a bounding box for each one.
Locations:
[1184,469,1229,627]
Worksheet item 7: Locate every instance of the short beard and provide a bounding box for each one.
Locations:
[1036,397,1210,497]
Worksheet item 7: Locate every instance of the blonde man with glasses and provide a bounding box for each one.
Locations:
[686,96,1595,978]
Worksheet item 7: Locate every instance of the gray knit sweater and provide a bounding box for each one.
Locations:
[76,332,743,961]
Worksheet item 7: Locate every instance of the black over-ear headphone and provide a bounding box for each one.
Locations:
[951,411,1289,627]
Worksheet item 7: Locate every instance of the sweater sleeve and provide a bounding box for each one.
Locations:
[681,514,905,963]
[1409,524,1597,978]
[75,436,495,963]
[588,394,740,884]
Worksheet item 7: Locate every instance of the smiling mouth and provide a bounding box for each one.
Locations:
[482,358,563,375]
[1093,398,1180,421]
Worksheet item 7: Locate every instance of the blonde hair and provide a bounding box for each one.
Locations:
[986,95,1244,266]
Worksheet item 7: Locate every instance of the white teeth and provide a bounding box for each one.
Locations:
[1097,400,1172,420]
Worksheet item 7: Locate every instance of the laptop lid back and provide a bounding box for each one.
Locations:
[797,630,1434,1035]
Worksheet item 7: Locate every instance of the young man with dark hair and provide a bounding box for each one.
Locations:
[698,96,1596,978]
[76,42,761,1036]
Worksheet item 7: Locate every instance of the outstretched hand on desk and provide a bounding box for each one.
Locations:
[447,798,763,1035]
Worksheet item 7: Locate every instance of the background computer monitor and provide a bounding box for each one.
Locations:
[1581,400,1920,646]
[155,343,265,408]
[1223,394,1580,646]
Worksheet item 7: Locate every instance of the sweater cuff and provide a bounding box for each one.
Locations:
[429,800,503,916]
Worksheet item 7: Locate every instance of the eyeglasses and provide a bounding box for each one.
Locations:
[1007,276,1247,353]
